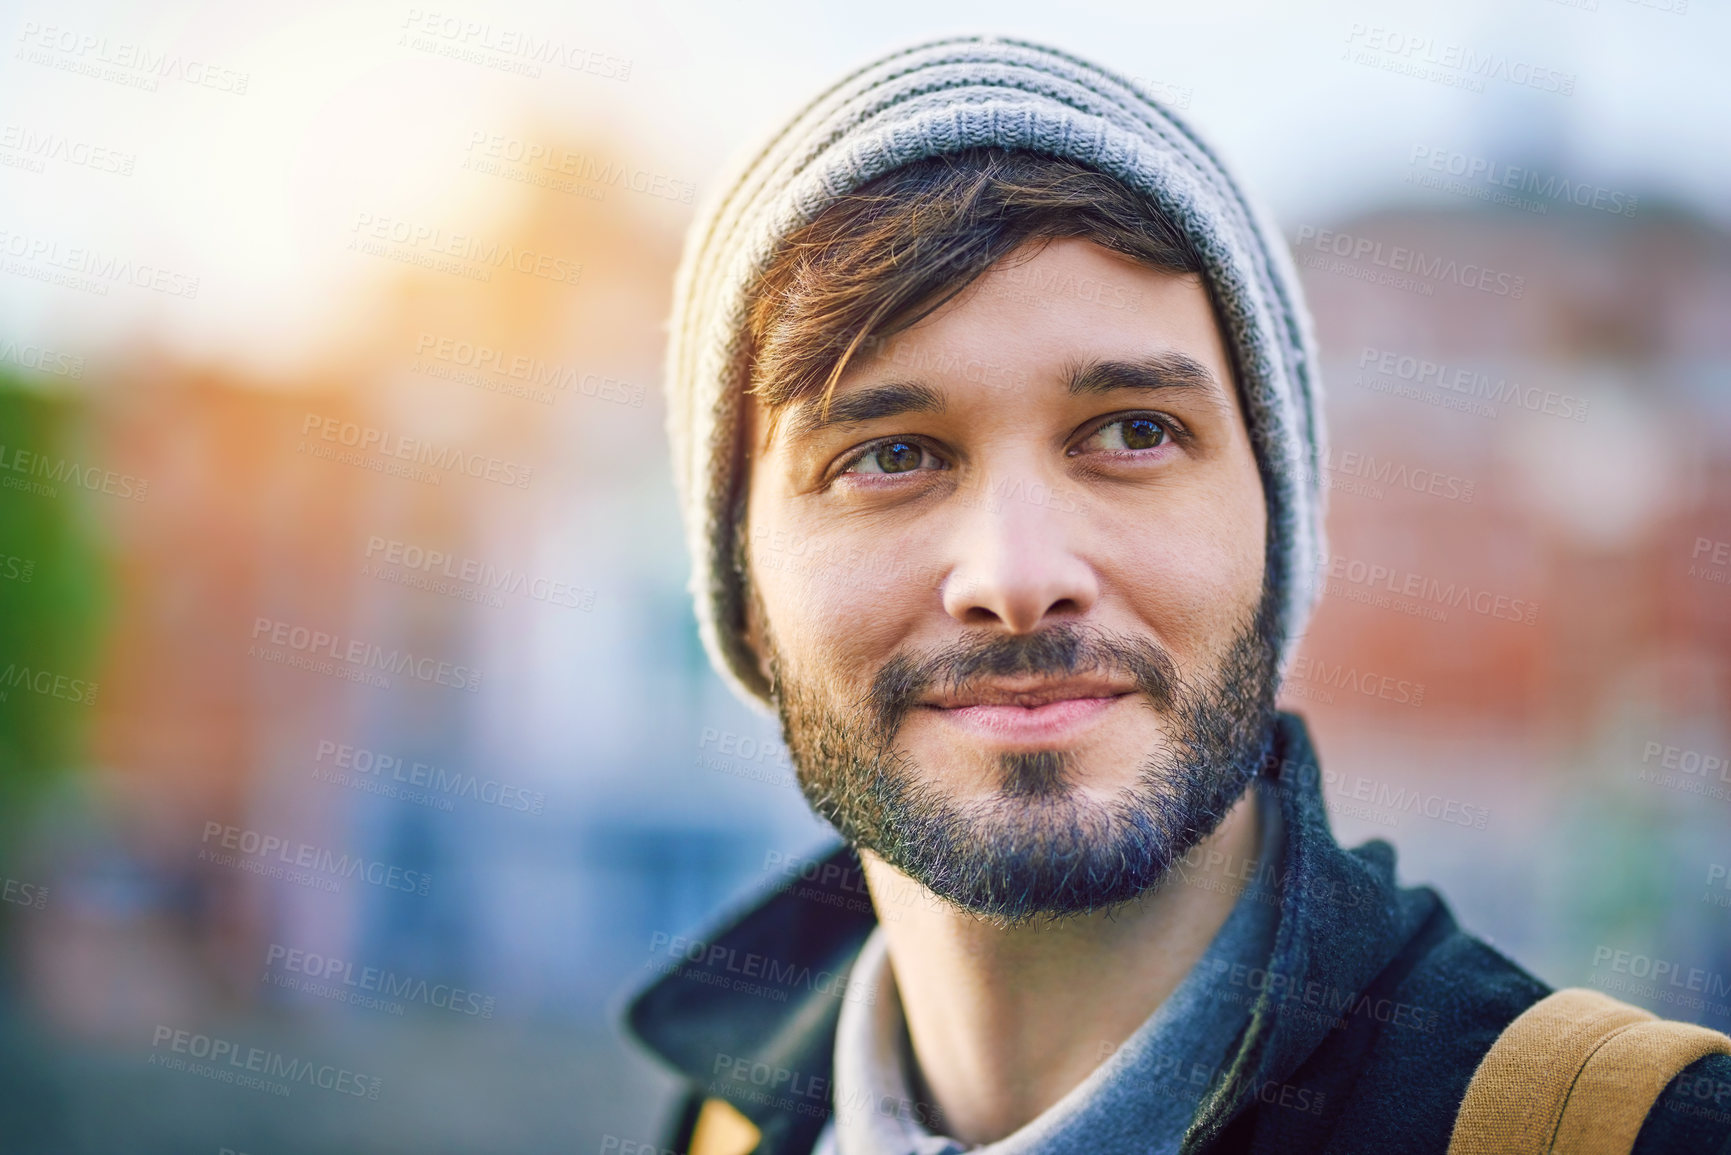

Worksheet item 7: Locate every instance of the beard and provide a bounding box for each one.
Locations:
[754,582,1282,926]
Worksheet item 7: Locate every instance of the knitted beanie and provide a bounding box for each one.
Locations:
[664,34,1327,712]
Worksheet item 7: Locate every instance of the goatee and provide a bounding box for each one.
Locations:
[757,586,1281,926]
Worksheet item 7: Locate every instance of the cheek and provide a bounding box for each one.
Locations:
[1099,479,1265,651]
[749,532,931,683]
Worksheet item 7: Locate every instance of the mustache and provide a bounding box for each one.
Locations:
[862,621,1181,740]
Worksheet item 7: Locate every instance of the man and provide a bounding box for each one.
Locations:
[626,36,1731,1155]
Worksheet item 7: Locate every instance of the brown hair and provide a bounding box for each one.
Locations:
[742,146,1209,442]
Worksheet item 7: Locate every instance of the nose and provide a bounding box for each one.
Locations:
[941,476,1099,631]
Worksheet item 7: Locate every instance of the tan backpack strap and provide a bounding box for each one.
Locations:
[689,1097,761,1155]
[1447,987,1731,1155]
[1551,1015,1731,1153]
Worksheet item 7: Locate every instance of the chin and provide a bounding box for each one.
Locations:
[901,714,1169,802]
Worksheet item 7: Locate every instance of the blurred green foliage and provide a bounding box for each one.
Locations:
[0,373,108,834]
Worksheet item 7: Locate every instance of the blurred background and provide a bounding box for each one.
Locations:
[0,0,1727,1150]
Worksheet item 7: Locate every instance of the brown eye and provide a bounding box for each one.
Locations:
[1078,416,1170,454]
[875,441,923,472]
[1119,418,1166,449]
[843,439,943,476]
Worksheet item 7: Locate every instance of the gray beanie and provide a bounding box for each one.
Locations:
[664,33,1327,713]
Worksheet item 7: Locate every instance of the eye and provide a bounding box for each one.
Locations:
[840,439,946,477]
[1073,414,1171,454]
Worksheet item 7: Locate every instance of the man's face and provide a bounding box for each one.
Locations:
[742,236,1276,923]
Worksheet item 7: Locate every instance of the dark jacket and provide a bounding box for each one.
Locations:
[624,712,1731,1153]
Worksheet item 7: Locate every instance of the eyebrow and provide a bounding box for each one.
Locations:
[780,380,946,441]
[1065,353,1229,408]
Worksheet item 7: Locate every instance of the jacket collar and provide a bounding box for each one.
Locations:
[624,712,1438,1154]
[1180,712,1439,1150]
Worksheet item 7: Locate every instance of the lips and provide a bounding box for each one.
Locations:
[921,675,1137,711]
[916,677,1137,746]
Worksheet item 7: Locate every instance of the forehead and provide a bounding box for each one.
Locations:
[752,237,1241,449]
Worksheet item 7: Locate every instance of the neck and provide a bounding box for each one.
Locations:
[859,785,1265,1145]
